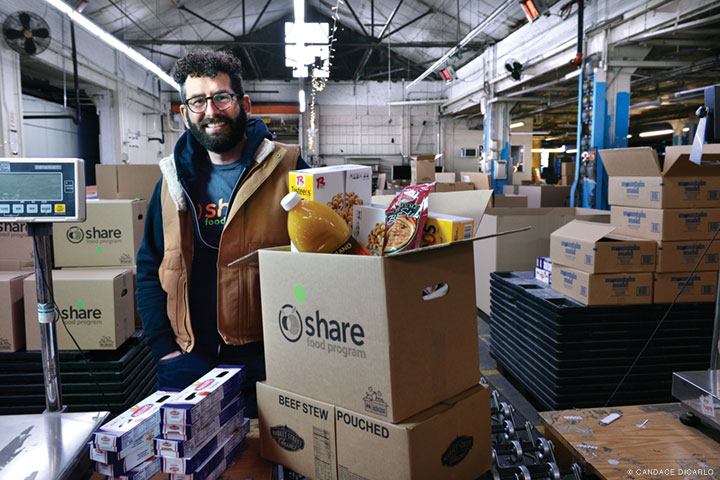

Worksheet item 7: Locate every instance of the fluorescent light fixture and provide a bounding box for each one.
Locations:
[563,70,580,81]
[511,130,551,135]
[387,99,447,106]
[639,129,674,138]
[682,127,690,132]
[510,121,525,129]
[566,148,578,153]
[531,145,566,153]
[44,0,179,91]
[298,89,306,113]
[406,0,516,90]
[627,134,632,138]
[294,0,305,23]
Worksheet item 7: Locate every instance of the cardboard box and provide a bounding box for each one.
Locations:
[96,164,161,201]
[561,161,575,180]
[23,268,134,350]
[657,240,720,272]
[493,194,528,208]
[0,222,33,266]
[550,220,656,273]
[654,271,718,303]
[502,185,519,195]
[460,172,492,190]
[610,206,720,241]
[474,208,610,313]
[410,155,441,185]
[600,145,720,208]
[258,382,337,480]
[552,266,653,306]
[0,271,29,351]
[257,238,481,423]
[289,165,372,228]
[535,267,551,284]
[53,199,147,267]
[517,185,571,208]
[335,383,491,480]
[455,182,475,191]
[435,172,455,183]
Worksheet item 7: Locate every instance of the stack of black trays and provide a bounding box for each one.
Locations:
[490,271,714,411]
[0,330,156,415]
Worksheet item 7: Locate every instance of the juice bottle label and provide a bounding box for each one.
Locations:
[333,235,371,255]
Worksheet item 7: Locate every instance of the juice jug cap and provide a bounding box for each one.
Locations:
[281,191,302,211]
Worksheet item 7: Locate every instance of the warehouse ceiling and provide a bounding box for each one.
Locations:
[6,0,720,139]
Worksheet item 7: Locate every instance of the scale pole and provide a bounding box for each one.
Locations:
[28,223,64,413]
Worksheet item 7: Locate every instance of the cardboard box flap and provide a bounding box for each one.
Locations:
[411,154,443,161]
[663,144,720,175]
[551,219,618,243]
[228,226,531,266]
[599,147,661,176]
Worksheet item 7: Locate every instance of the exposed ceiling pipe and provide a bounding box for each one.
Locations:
[70,21,82,125]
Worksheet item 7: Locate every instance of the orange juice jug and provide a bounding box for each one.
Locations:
[281,192,370,254]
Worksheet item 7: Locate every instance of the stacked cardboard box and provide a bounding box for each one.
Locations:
[549,220,656,305]
[250,181,493,479]
[153,367,250,480]
[51,198,147,332]
[600,145,720,303]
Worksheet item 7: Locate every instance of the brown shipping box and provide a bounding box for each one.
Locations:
[435,172,455,183]
[550,220,656,273]
[600,145,720,208]
[0,272,30,351]
[0,222,33,268]
[96,164,162,201]
[474,208,610,313]
[410,154,441,185]
[610,206,720,241]
[552,266,653,306]
[493,194,528,208]
[654,271,718,303]
[256,237,481,423]
[24,268,134,350]
[258,382,337,480]
[53,199,147,267]
[335,383,491,480]
[517,185,571,208]
[657,240,720,272]
[460,172,492,190]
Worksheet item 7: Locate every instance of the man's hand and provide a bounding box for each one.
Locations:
[160,350,182,361]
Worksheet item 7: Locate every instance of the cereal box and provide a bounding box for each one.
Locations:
[289,165,372,228]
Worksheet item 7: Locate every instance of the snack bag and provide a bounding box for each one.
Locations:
[383,183,434,254]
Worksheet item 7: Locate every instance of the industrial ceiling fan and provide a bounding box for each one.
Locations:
[3,11,51,56]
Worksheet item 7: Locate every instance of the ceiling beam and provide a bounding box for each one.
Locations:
[608,60,693,68]
[249,0,273,34]
[353,48,374,81]
[125,39,486,48]
[377,0,405,39]
[380,8,433,41]
[344,0,370,38]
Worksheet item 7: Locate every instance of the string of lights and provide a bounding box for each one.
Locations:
[308,0,343,153]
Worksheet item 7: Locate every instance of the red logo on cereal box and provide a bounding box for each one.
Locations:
[169,424,180,431]
[195,379,215,391]
[169,408,180,416]
[296,175,305,187]
[100,435,110,443]
[316,176,325,188]
[132,404,152,417]
[169,465,179,473]
[161,440,171,447]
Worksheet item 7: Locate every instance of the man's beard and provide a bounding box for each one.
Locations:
[187,105,247,154]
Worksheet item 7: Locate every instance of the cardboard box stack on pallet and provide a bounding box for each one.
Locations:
[89,367,250,480]
[549,145,720,305]
[250,167,494,480]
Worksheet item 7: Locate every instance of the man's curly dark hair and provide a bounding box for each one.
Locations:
[172,49,244,101]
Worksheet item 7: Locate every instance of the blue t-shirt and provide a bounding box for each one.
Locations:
[192,160,246,248]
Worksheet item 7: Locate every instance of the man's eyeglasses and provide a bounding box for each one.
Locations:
[184,93,240,114]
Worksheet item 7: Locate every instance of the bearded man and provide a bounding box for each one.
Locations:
[136,49,307,417]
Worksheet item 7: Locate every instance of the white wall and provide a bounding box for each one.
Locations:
[22,95,79,158]
[442,117,483,174]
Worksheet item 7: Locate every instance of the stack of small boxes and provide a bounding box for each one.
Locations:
[90,366,249,480]
[550,145,720,305]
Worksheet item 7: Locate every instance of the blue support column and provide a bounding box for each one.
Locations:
[613,91,630,148]
[485,101,510,193]
[591,69,608,210]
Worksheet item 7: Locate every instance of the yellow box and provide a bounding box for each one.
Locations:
[422,213,474,247]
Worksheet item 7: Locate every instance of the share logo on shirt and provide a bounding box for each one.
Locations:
[197,198,229,226]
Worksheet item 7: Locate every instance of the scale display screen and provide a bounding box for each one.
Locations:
[0,158,85,222]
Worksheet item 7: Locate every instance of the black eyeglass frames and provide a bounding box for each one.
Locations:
[184,93,240,113]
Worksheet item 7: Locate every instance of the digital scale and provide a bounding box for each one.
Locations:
[0,157,107,480]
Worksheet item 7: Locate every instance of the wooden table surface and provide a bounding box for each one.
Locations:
[90,419,273,480]
[539,403,720,480]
